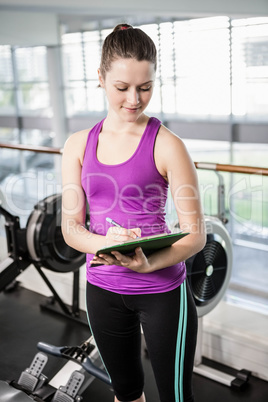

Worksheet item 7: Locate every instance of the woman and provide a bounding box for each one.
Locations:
[61,23,206,402]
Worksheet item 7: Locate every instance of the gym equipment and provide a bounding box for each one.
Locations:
[26,194,84,273]
[187,216,232,318]
[1,194,111,401]
[0,336,111,402]
[0,194,87,321]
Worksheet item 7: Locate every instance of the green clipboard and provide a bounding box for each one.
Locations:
[93,231,189,262]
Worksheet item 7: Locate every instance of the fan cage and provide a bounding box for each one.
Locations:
[187,234,228,306]
[173,216,233,317]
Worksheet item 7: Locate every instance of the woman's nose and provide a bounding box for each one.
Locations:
[127,89,140,105]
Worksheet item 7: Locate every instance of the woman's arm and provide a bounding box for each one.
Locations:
[61,129,103,254]
[61,130,140,254]
[146,125,206,270]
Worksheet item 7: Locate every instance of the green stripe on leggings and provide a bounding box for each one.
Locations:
[174,280,187,402]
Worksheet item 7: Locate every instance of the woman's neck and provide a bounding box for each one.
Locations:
[104,111,149,135]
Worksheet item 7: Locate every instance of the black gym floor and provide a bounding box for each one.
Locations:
[0,285,267,402]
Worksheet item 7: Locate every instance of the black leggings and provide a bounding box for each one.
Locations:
[86,280,197,402]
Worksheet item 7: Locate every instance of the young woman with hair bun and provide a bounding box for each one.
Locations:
[62,23,206,402]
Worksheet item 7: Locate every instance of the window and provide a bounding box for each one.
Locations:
[15,47,51,116]
[0,45,15,115]
[174,17,231,117]
[62,30,107,116]
[232,17,268,119]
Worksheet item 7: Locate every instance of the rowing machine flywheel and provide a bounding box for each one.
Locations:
[26,194,85,272]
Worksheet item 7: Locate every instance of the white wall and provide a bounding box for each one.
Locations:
[0,11,60,46]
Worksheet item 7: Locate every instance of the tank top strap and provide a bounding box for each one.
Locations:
[138,117,162,162]
[83,118,105,163]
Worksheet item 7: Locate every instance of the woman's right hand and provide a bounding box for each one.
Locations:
[105,226,141,247]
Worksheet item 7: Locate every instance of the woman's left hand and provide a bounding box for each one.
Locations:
[90,247,152,273]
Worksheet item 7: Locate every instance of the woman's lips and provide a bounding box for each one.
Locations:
[124,106,140,113]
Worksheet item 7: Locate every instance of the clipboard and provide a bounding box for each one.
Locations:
[91,232,189,266]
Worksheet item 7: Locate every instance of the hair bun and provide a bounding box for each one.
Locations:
[113,23,133,32]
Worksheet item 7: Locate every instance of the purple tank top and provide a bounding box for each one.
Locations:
[81,117,186,294]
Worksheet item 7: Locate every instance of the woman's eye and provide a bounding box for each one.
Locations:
[116,86,151,92]
[139,87,151,92]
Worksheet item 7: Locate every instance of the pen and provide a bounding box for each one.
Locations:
[106,217,140,237]
[106,217,122,228]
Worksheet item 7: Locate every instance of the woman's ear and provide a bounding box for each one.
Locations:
[98,68,104,88]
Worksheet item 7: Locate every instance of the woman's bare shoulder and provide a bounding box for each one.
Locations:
[156,123,188,157]
[64,128,91,148]
[63,128,92,163]
[158,123,183,141]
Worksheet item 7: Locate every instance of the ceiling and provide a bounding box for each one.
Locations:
[0,0,267,33]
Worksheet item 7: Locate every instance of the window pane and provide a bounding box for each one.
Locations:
[0,46,15,114]
[101,28,113,42]
[84,30,101,79]
[231,142,268,246]
[62,32,82,44]
[86,81,105,112]
[0,84,15,115]
[62,43,84,82]
[18,82,50,115]
[232,18,268,118]
[0,45,13,82]
[15,47,48,82]
[0,127,19,142]
[0,129,59,224]
[174,17,230,117]
[162,79,176,114]
[146,79,161,114]
[65,81,87,116]
[159,22,174,79]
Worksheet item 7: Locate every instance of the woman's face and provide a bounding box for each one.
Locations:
[99,58,155,122]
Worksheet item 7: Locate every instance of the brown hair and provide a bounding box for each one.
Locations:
[99,23,157,79]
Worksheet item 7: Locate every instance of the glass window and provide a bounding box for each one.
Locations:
[65,81,87,116]
[0,46,15,115]
[62,32,82,44]
[232,17,268,119]
[159,22,174,79]
[230,142,268,243]
[18,82,50,115]
[0,84,15,115]
[174,17,231,118]
[15,47,48,82]
[84,30,102,79]
[146,79,161,114]
[0,45,13,82]
[13,47,51,116]
[62,42,84,82]
[0,128,58,226]
[86,81,105,112]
